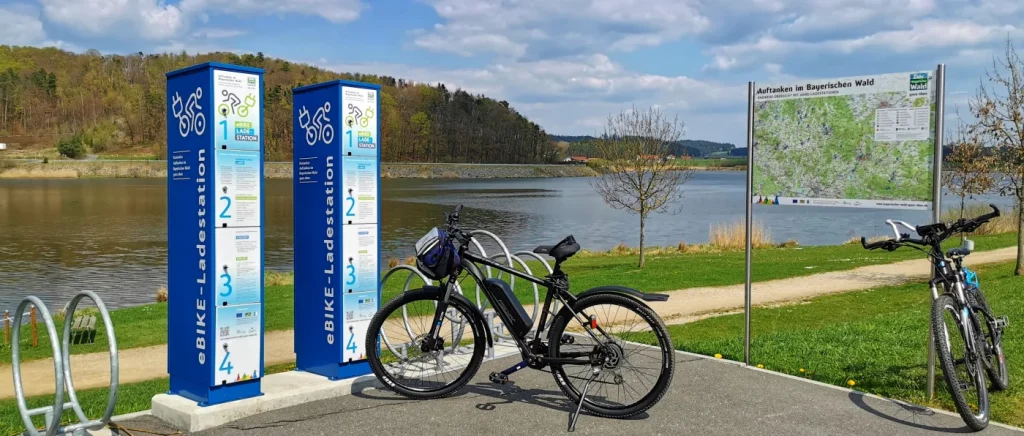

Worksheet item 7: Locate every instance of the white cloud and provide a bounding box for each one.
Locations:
[704,55,737,71]
[0,6,48,46]
[179,0,366,24]
[325,54,744,141]
[413,0,709,59]
[190,28,246,39]
[39,0,185,40]
[0,5,79,51]
[707,20,1019,70]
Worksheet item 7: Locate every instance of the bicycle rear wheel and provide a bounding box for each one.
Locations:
[547,293,674,418]
[932,294,990,431]
[365,287,487,399]
[968,288,1010,391]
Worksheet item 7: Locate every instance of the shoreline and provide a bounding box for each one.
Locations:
[0,160,746,179]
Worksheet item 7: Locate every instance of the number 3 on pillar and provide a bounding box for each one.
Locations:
[220,271,233,297]
[346,264,356,285]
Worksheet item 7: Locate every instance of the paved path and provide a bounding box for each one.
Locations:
[113,352,1024,436]
[3,246,1017,399]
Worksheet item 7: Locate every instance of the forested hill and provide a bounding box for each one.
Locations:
[0,46,555,163]
[551,135,736,158]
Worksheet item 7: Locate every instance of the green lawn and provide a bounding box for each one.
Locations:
[667,260,1024,427]
[0,362,296,435]
[3,232,1017,365]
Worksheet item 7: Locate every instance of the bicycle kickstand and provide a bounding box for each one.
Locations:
[569,368,601,432]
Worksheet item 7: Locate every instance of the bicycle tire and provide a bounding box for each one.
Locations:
[365,287,487,399]
[547,293,674,419]
[932,293,990,431]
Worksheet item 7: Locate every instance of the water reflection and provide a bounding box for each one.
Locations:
[0,173,1014,312]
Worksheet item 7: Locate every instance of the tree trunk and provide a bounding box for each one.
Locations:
[1017,204,1024,276]
[638,212,646,268]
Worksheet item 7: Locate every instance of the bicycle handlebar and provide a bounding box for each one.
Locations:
[446,205,472,244]
[860,203,1001,254]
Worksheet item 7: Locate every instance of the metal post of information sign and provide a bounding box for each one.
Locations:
[744,81,755,366]
[743,66,946,384]
[927,63,946,400]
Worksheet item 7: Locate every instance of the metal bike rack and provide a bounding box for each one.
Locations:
[378,229,555,361]
[11,291,119,436]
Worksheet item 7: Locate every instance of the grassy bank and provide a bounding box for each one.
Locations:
[0,161,598,179]
[3,232,1016,365]
[667,260,1024,427]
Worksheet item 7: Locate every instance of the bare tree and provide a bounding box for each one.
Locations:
[590,106,693,268]
[970,37,1024,275]
[945,111,996,231]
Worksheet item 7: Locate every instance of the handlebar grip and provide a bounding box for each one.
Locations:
[454,204,463,215]
[861,237,886,250]
[976,204,1000,222]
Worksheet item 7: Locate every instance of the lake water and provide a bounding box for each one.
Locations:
[0,172,1014,312]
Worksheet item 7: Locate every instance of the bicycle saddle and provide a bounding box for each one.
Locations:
[534,235,581,262]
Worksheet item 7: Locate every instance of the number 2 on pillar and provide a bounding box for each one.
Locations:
[345,196,356,217]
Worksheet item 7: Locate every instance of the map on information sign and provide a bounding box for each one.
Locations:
[752,70,936,210]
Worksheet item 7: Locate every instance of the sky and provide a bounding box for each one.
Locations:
[0,0,1022,146]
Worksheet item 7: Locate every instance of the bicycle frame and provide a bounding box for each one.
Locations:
[424,248,598,367]
[927,247,984,361]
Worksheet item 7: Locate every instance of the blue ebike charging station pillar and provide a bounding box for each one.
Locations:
[292,80,381,380]
[166,62,265,405]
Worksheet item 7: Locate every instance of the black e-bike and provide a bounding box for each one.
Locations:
[365,206,675,431]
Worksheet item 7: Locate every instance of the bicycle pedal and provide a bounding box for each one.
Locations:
[489,372,509,385]
[994,316,1009,330]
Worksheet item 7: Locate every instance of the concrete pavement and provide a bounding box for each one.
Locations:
[111,352,1024,436]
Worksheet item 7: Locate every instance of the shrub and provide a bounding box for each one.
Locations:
[0,159,16,173]
[56,133,89,159]
[42,157,49,164]
[155,287,168,303]
[709,220,773,250]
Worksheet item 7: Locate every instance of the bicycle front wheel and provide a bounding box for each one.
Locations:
[932,293,990,431]
[547,293,675,418]
[365,287,487,399]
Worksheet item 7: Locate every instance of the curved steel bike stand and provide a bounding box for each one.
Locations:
[11,291,119,436]
[378,229,554,361]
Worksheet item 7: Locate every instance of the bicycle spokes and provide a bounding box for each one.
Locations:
[558,304,667,411]
[377,299,478,391]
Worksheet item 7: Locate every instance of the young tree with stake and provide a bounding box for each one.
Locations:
[971,37,1024,275]
[590,106,693,268]
[945,112,996,236]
